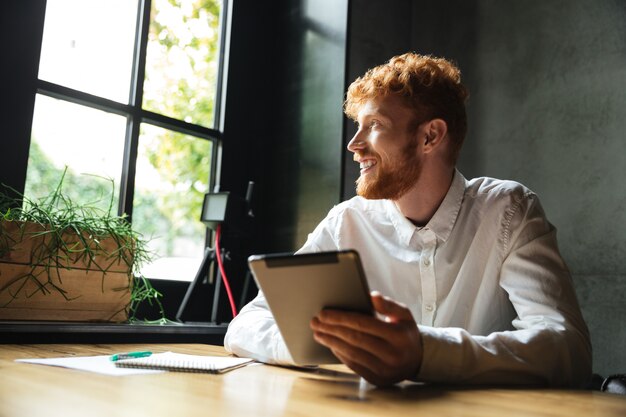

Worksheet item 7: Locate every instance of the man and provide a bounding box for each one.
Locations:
[224,52,592,387]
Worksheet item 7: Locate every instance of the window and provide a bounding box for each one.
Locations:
[26,0,227,281]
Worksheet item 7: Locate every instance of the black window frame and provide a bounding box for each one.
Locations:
[33,0,229,226]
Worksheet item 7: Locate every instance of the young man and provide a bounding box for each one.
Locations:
[224,53,592,387]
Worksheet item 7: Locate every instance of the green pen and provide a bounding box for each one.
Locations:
[110,351,153,361]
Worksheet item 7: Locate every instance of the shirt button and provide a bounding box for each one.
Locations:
[423,258,431,266]
[425,304,434,312]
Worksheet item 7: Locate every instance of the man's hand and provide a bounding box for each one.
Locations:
[310,291,423,387]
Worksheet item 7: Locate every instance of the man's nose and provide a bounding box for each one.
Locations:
[347,131,366,153]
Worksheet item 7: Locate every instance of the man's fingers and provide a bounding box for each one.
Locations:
[311,318,398,365]
[313,330,391,382]
[315,310,383,335]
[311,293,424,387]
[314,293,415,339]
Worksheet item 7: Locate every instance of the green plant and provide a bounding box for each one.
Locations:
[0,168,163,321]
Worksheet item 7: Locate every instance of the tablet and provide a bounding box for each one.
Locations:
[248,250,373,365]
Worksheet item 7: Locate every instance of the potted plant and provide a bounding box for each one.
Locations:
[0,169,162,322]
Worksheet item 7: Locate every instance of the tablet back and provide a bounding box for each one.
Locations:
[248,250,372,365]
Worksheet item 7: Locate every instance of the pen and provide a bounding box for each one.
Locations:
[110,351,153,361]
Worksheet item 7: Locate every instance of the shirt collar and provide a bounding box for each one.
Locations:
[426,169,466,243]
[384,169,467,246]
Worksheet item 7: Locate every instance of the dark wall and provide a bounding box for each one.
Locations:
[451,1,626,378]
[219,0,348,310]
[278,0,348,251]
[346,0,626,377]
[0,1,46,199]
[221,0,348,252]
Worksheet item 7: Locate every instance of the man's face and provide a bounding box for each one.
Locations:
[347,94,423,200]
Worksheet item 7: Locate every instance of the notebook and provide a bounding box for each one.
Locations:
[114,352,254,374]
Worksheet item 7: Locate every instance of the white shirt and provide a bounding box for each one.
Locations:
[224,170,592,387]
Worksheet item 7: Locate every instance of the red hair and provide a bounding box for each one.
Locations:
[345,53,469,162]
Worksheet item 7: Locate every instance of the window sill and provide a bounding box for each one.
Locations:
[0,320,228,344]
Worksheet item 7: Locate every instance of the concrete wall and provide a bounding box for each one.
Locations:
[346,0,626,377]
[458,1,626,379]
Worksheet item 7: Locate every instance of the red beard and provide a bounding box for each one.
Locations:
[356,139,421,200]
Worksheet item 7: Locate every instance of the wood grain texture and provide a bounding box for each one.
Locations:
[0,266,129,321]
[0,221,132,322]
[1,344,625,417]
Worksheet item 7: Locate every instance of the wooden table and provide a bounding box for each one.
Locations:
[1,344,625,417]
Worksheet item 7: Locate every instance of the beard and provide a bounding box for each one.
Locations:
[356,140,421,200]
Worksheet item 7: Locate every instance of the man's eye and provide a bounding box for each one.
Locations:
[356,120,380,130]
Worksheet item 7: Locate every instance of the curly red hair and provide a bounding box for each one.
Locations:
[345,53,469,162]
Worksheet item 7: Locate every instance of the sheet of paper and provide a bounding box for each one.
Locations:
[16,354,164,376]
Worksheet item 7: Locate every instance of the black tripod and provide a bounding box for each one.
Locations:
[175,182,255,324]
[175,244,226,324]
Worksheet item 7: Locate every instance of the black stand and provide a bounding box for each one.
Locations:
[176,182,256,324]
[176,246,225,324]
[239,269,257,309]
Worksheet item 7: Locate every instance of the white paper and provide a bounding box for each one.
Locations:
[16,354,164,376]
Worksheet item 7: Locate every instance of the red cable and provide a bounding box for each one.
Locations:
[215,224,238,318]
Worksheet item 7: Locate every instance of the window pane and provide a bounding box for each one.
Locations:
[143,0,222,128]
[25,95,126,211]
[38,0,138,103]
[134,124,212,281]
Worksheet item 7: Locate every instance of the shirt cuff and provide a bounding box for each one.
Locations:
[416,325,463,382]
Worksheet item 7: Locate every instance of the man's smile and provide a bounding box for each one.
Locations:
[359,159,377,174]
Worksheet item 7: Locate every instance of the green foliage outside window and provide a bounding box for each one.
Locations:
[26,0,222,262]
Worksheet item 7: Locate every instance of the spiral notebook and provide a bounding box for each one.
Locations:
[114,352,254,374]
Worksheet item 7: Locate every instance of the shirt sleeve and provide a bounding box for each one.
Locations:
[223,290,295,364]
[223,214,339,364]
[416,193,592,387]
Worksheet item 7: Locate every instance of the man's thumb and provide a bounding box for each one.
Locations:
[371,291,413,322]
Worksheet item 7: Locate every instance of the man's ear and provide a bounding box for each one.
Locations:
[422,119,448,153]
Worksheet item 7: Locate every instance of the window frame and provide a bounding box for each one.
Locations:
[33,0,228,225]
